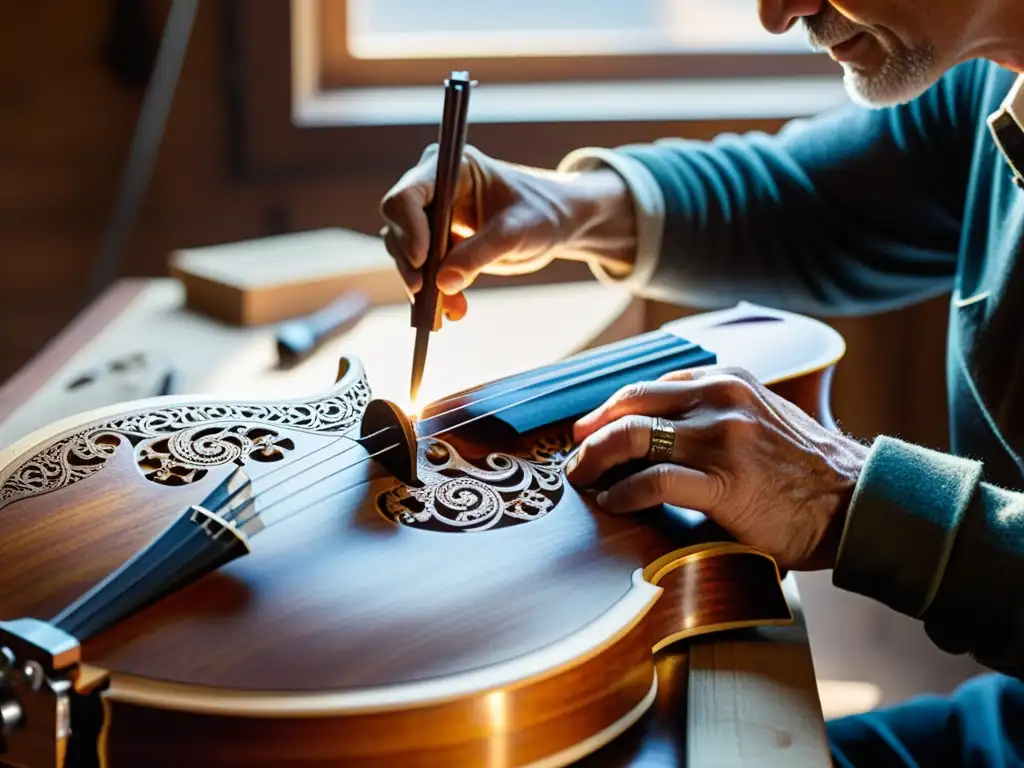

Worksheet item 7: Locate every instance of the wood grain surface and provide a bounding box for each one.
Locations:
[0,279,833,768]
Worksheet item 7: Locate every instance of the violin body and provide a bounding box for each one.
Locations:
[0,302,844,768]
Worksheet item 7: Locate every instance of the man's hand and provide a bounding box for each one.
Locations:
[564,366,870,571]
[379,144,638,320]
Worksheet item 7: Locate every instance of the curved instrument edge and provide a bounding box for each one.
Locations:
[640,541,794,654]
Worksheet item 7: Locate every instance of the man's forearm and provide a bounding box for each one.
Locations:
[557,167,639,278]
[554,62,992,315]
[556,147,667,293]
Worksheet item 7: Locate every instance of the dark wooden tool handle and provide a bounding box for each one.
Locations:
[275,292,370,366]
[412,72,473,334]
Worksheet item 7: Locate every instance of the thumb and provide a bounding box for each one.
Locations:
[436,205,552,294]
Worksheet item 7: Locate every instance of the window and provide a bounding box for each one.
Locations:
[345,0,809,60]
[292,0,844,126]
[307,0,833,89]
[227,1,846,180]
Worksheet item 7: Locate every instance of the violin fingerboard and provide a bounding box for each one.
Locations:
[417,330,716,437]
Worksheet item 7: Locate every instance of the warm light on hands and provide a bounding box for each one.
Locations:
[564,366,870,571]
[379,144,637,323]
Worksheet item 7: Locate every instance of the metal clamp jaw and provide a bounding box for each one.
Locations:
[0,619,81,768]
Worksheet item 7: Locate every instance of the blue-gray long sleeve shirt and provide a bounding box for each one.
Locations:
[560,60,1024,678]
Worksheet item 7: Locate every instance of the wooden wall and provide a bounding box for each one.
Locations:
[0,0,952,451]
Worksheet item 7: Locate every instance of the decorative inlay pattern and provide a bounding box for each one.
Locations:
[378,433,574,532]
[0,375,370,510]
[137,425,296,486]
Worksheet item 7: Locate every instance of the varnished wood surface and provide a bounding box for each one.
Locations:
[646,547,793,652]
[0,381,792,696]
[0,281,833,768]
[99,606,658,767]
[0,413,677,692]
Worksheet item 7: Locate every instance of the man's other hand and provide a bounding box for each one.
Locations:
[565,366,870,571]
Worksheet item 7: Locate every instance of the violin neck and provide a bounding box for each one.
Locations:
[51,491,251,644]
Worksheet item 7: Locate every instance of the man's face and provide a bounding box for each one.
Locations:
[760,0,973,108]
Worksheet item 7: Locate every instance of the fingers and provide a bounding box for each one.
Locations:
[669,364,814,433]
[382,224,469,319]
[382,225,422,298]
[596,463,716,514]
[566,414,686,489]
[443,292,468,321]
[382,143,495,299]
[380,142,560,302]
[572,366,772,445]
[437,205,548,294]
[656,368,700,383]
[573,380,703,443]
[380,157,437,272]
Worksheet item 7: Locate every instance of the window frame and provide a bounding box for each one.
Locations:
[224,0,847,180]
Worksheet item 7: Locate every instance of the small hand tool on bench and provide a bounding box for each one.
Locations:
[275,291,370,368]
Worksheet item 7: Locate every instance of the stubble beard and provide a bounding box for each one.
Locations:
[803,10,941,108]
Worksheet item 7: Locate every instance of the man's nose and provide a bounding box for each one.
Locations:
[758,0,825,34]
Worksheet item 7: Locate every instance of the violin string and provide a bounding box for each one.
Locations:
[226,351,643,533]
[209,425,392,520]
[68,337,697,625]
[212,341,704,534]
[416,334,691,428]
[206,424,357,515]
[252,422,361,482]
[233,443,400,531]
[208,355,607,526]
[202,340,608,522]
[197,335,702,537]
[220,333,689,521]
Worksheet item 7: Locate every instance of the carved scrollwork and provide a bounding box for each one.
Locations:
[0,374,370,510]
[137,425,296,486]
[377,433,574,533]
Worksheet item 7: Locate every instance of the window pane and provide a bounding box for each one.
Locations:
[347,0,810,59]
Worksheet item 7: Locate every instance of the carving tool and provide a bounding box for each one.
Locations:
[275,291,370,368]
[409,70,475,409]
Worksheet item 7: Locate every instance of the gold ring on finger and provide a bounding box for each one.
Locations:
[647,416,676,461]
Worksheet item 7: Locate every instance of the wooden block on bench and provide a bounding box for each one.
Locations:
[169,228,407,325]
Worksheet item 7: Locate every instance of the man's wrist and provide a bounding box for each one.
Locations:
[554,147,665,293]
[557,168,638,277]
[815,436,871,570]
